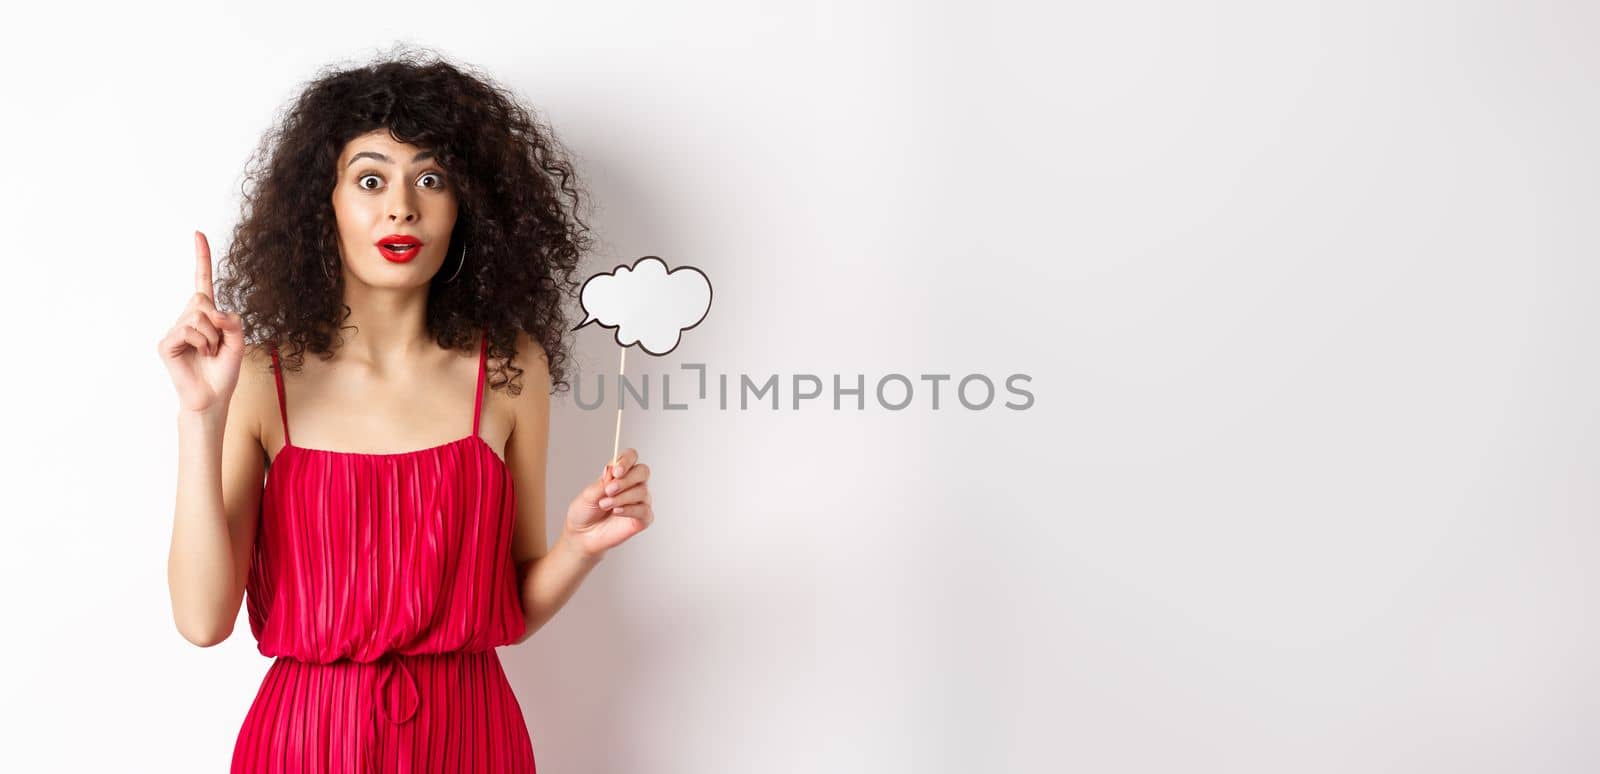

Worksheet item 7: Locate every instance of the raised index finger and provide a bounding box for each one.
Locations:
[194,230,214,300]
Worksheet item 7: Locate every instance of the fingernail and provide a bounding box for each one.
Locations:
[605,483,619,495]
[598,497,613,508]
[613,464,625,476]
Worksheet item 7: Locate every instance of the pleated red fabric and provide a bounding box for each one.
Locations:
[233,331,535,773]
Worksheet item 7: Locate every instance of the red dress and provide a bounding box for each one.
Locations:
[232,332,536,773]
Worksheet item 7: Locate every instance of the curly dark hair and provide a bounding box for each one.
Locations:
[215,45,591,395]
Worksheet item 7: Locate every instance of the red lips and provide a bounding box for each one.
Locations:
[376,234,423,263]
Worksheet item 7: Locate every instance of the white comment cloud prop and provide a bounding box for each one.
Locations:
[573,256,712,356]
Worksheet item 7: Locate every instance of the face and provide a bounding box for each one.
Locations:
[330,129,459,287]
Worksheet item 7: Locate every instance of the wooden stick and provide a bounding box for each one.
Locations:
[610,346,626,469]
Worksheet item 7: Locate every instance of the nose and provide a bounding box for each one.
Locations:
[387,188,418,223]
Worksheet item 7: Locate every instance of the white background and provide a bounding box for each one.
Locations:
[1,1,1596,772]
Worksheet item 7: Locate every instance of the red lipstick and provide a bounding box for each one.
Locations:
[376,234,423,263]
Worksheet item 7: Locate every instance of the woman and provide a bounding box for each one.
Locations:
[158,49,654,772]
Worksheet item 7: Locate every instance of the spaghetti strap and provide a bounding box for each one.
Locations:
[471,330,488,438]
[269,343,291,446]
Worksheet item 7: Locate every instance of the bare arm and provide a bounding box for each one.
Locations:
[160,230,261,647]
[514,535,606,644]
[503,331,656,645]
[504,331,604,644]
[167,368,265,646]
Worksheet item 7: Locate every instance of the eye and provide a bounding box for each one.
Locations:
[357,174,383,191]
[418,172,445,190]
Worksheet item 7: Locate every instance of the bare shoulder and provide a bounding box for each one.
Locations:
[504,329,551,392]
[509,329,548,366]
[238,341,279,395]
[241,340,277,373]
[497,330,551,427]
[227,342,279,452]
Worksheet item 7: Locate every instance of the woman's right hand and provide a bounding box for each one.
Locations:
[158,231,246,414]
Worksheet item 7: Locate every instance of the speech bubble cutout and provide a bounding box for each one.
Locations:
[572,256,712,356]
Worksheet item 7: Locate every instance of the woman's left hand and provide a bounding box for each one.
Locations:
[563,447,653,562]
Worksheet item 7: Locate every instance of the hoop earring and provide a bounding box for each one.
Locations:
[445,241,468,283]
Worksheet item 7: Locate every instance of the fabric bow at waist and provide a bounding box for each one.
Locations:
[364,652,420,773]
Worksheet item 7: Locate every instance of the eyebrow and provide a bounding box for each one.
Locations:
[346,150,436,168]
